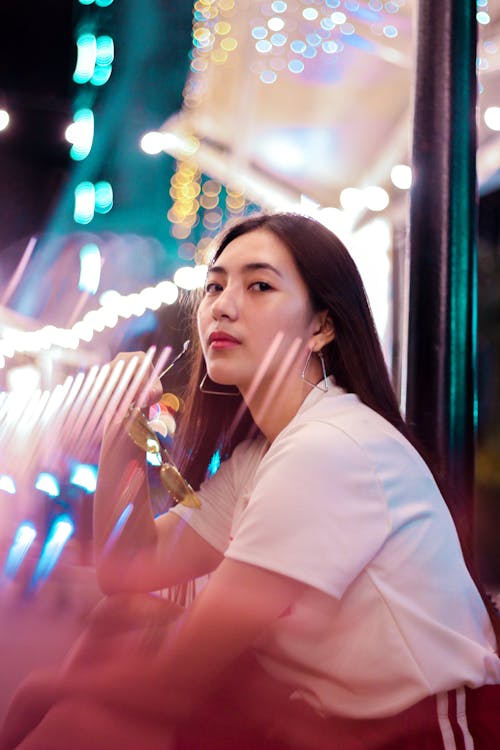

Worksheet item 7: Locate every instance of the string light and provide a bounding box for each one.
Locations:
[3,523,37,580]
[35,473,60,497]
[140,131,167,155]
[390,164,412,189]
[0,109,10,131]
[484,107,500,131]
[0,475,16,494]
[0,273,206,365]
[363,186,390,212]
[66,108,94,161]
[70,463,98,492]
[73,33,97,84]
[74,181,96,224]
[79,243,102,294]
[71,5,114,224]
[29,515,74,590]
[242,0,405,84]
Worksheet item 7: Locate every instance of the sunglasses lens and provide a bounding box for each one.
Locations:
[127,411,161,454]
[160,464,201,508]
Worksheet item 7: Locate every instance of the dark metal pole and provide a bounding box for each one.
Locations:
[406,2,477,546]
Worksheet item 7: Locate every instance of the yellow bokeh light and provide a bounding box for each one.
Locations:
[214,21,231,35]
[167,208,182,223]
[200,194,219,210]
[178,184,201,200]
[204,209,223,223]
[194,27,211,42]
[185,199,200,214]
[171,224,192,240]
[179,162,199,178]
[203,179,222,196]
[221,37,237,52]
[191,58,208,72]
[211,49,228,64]
[227,197,246,211]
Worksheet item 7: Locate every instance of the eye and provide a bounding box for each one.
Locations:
[249,281,273,292]
[204,281,223,294]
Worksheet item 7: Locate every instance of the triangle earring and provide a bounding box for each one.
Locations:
[199,372,240,396]
[301,349,329,392]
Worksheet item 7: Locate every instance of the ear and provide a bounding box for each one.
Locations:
[309,311,335,352]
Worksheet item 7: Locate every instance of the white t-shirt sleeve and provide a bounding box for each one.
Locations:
[168,438,263,553]
[225,420,390,598]
[168,454,236,553]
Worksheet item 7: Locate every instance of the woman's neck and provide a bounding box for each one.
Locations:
[243,377,315,443]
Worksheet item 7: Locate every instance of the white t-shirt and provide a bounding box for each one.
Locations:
[171,383,500,718]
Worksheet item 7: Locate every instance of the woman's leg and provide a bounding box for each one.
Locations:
[63,592,183,671]
[1,593,183,750]
[0,670,61,750]
[14,698,172,750]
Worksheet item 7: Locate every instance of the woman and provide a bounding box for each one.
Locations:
[2,212,499,750]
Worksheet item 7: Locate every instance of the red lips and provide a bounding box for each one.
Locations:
[208,331,241,346]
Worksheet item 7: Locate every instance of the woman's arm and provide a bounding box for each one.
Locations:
[93,353,223,595]
[62,558,306,719]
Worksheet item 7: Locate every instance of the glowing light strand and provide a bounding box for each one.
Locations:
[29,515,75,590]
[0,273,203,367]
[2,523,37,581]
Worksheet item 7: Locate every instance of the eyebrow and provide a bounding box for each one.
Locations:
[207,262,283,278]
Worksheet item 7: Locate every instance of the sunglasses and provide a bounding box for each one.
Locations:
[125,406,201,509]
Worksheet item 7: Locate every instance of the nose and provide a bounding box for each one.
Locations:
[210,284,239,321]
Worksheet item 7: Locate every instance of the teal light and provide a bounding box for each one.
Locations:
[96,36,114,66]
[74,181,96,224]
[73,33,97,84]
[79,0,94,4]
[69,107,94,161]
[35,472,60,497]
[79,243,102,294]
[94,181,113,213]
[91,64,112,86]
[208,449,221,476]
[96,0,114,6]
[70,464,98,493]
[3,522,37,580]
[0,474,16,494]
[30,515,74,589]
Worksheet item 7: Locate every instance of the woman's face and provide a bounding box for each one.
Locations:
[197,228,321,395]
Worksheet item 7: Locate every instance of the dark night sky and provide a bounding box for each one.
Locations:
[0,1,74,259]
[0,0,74,151]
[0,0,193,288]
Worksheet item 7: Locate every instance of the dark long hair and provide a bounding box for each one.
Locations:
[175,211,410,488]
[174,211,499,644]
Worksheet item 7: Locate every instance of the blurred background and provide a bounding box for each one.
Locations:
[0,0,499,721]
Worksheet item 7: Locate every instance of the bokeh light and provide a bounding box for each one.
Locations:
[484,106,500,131]
[390,164,412,190]
[363,186,390,211]
[0,109,10,131]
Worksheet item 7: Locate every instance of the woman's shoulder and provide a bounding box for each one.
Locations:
[281,389,388,453]
[279,388,435,487]
[296,388,413,452]
[230,433,269,462]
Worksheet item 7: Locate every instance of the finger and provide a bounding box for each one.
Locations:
[147,378,163,407]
